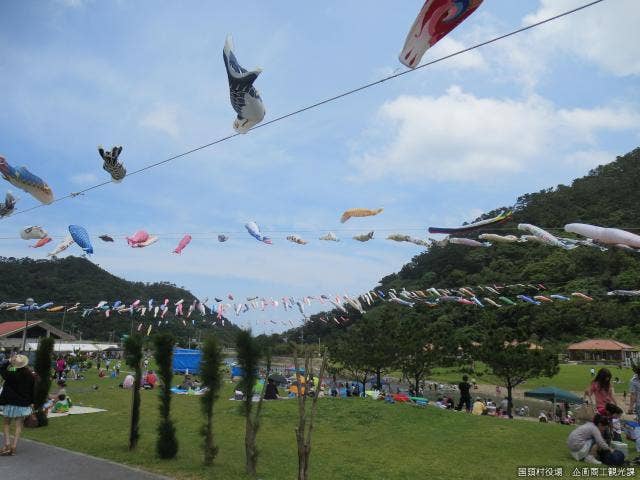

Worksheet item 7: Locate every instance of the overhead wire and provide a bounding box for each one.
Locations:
[1,0,606,220]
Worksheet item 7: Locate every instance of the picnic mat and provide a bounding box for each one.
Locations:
[48,406,107,418]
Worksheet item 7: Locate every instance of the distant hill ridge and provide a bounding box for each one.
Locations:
[0,256,240,345]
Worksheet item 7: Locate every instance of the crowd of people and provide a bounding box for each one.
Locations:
[4,346,640,466]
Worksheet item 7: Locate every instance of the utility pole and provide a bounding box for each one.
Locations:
[61,308,67,333]
[20,298,35,352]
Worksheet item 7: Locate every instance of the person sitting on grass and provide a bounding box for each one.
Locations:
[52,393,72,414]
[143,370,157,389]
[352,383,360,397]
[43,379,68,413]
[567,413,613,465]
[444,396,455,410]
[121,373,135,389]
[179,374,195,390]
[472,398,486,415]
[561,411,576,425]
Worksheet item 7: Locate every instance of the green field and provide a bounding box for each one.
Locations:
[428,363,634,394]
[21,370,633,480]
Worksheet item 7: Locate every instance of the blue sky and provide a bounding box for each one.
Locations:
[0,0,638,333]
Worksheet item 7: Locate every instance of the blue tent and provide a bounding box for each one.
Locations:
[173,348,201,374]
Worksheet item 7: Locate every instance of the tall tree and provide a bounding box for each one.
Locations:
[236,329,267,477]
[153,333,178,458]
[124,334,143,450]
[480,332,559,418]
[328,333,371,397]
[349,307,399,389]
[200,335,223,466]
[293,345,328,480]
[33,337,54,427]
[397,315,454,394]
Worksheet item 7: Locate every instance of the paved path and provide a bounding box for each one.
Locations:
[0,434,171,480]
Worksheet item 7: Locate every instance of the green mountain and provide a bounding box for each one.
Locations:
[291,147,640,347]
[0,256,241,346]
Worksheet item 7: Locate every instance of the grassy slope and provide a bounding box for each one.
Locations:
[22,371,616,480]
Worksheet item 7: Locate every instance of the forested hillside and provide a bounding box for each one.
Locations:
[0,256,240,346]
[291,147,640,348]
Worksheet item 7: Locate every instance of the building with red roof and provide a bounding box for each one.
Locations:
[0,320,74,350]
[567,339,639,365]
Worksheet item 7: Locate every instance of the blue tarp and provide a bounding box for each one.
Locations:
[173,348,201,374]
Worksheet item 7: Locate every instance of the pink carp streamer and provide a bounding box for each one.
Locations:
[173,235,192,254]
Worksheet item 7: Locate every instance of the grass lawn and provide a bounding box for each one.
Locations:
[20,370,630,480]
[429,363,634,394]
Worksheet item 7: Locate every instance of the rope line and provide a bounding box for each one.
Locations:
[1,0,606,220]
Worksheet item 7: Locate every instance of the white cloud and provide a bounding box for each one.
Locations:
[523,0,640,77]
[348,86,640,183]
[139,105,180,138]
[427,37,487,71]
[70,172,98,185]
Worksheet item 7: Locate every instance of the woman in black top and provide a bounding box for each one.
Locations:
[0,354,36,455]
[457,375,472,412]
[264,378,279,400]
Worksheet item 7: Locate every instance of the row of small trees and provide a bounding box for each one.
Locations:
[329,304,559,418]
[122,330,325,479]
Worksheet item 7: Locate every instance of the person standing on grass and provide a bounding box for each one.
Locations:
[457,375,472,412]
[628,360,640,422]
[264,378,279,400]
[586,368,617,415]
[55,356,66,381]
[0,354,35,456]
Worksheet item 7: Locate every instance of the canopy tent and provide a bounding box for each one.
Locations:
[94,343,121,351]
[25,342,104,352]
[173,348,201,375]
[524,386,584,420]
[524,386,584,404]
